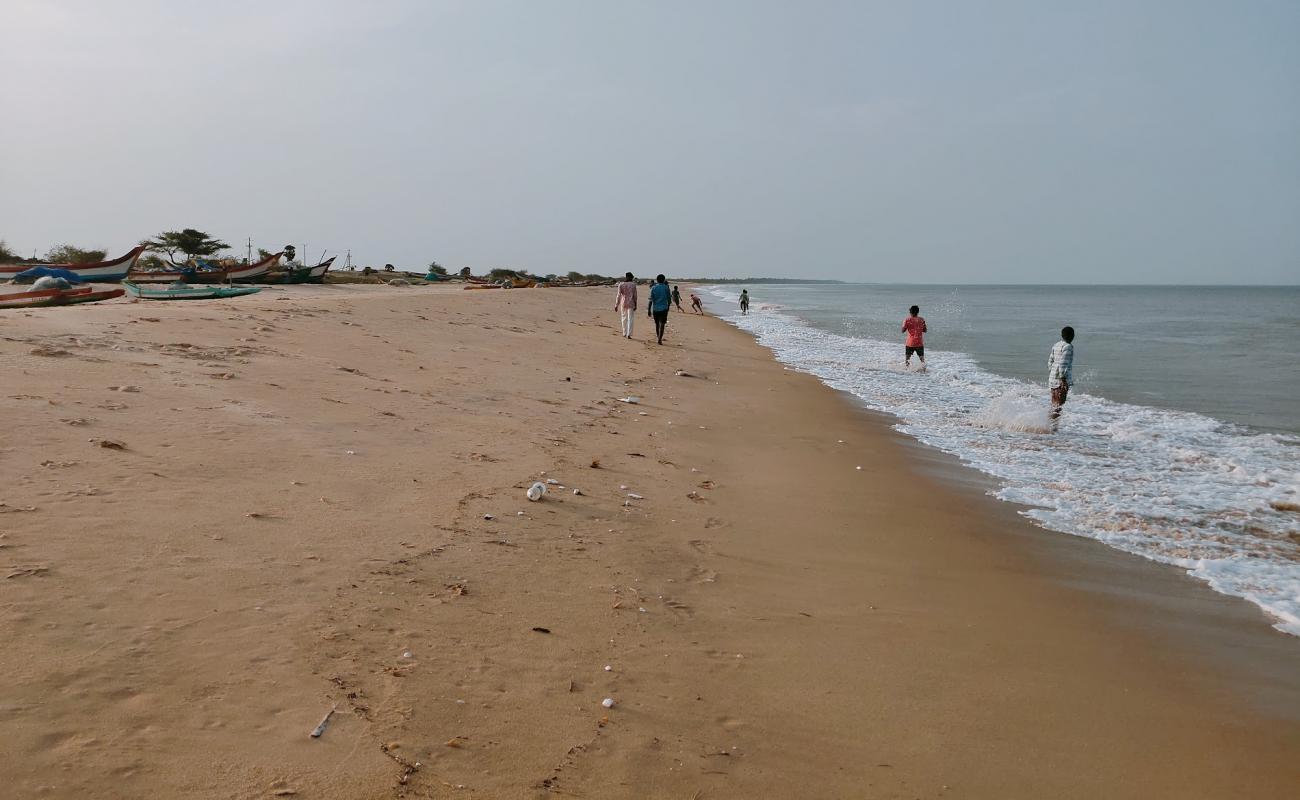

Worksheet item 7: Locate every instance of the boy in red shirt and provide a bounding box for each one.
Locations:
[901,305,927,369]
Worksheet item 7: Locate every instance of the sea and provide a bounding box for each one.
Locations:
[703,284,1300,636]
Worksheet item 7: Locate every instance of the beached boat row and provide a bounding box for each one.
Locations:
[0,246,341,308]
[0,247,336,285]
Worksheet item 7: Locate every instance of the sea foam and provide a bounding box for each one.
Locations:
[706,288,1300,636]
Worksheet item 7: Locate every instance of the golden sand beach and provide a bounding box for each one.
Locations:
[1,285,1296,798]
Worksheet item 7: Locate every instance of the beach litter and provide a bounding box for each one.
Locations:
[601,698,615,709]
[309,706,337,739]
[531,626,551,634]
[573,488,583,496]
[527,482,547,501]
[545,478,561,485]
[618,396,640,404]
[483,514,494,520]
[627,493,644,500]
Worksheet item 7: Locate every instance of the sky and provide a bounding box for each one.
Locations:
[1,0,1297,283]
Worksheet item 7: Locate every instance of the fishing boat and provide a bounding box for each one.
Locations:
[127,251,283,283]
[267,256,336,284]
[0,285,125,310]
[0,245,146,283]
[123,281,262,300]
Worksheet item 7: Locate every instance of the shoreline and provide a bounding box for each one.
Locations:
[1,285,1296,797]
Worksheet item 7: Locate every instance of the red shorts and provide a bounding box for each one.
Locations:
[1051,385,1069,406]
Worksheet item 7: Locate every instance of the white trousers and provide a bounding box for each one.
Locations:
[619,308,635,337]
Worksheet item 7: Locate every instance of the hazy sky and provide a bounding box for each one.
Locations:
[2,1,1297,283]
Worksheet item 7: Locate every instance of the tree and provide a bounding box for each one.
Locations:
[459,266,472,278]
[566,271,583,282]
[44,244,107,264]
[257,248,274,260]
[0,239,21,263]
[141,229,229,266]
[427,260,448,276]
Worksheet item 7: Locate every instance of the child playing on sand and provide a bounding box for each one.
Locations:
[614,272,638,338]
[690,293,703,314]
[1048,326,1075,431]
[901,305,927,368]
[672,285,684,311]
[648,274,672,345]
[740,289,750,315]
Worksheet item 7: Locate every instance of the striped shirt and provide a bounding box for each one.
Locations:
[1048,340,1074,389]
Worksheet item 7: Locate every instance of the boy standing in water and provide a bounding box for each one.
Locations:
[739,289,750,315]
[614,272,638,339]
[901,305,927,369]
[648,274,672,345]
[671,285,684,311]
[1048,326,1075,431]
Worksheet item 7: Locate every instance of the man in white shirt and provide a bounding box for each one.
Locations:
[1048,326,1075,431]
[613,272,638,338]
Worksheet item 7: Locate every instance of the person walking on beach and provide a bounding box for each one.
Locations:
[614,272,638,338]
[648,274,672,345]
[739,289,750,315]
[1048,326,1075,431]
[690,292,704,314]
[671,285,684,311]
[901,305,927,369]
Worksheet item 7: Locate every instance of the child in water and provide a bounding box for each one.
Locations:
[901,305,927,370]
[739,289,750,315]
[1048,326,1075,431]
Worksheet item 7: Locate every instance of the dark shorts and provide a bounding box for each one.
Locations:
[905,346,924,359]
[1051,385,1069,406]
[652,309,669,324]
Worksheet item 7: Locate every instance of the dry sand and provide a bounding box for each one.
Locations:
[1,284,1296,798]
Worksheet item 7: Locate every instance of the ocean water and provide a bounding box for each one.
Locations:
[704,284,1300,636]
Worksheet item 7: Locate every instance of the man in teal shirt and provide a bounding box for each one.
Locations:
[648,274,673,345]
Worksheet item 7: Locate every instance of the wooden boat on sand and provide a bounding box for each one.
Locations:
[265,256,336,284]
[0,285,126,310]
[123,281,262,301]
[0,246,146,283]
[127,251,283,283]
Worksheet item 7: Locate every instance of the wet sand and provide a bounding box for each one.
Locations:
[0,284,1296,798]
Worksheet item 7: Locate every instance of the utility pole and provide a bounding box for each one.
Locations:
[247,237,252,265]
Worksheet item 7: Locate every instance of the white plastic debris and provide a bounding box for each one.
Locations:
[527,482,546,502]
[517,511,526,516]
[483,513,494,520]
[573,488,583,496]
[620,484,629,490]
[601,698,615,708]
[345,450,356,455]
[604,665,613,671]
[856,466,862,470]
[545,478,561,485]
[402,650,413,659]
[618,396,640,404]
[627,493,644,500]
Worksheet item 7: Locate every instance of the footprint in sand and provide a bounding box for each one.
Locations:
[687,566,718,584]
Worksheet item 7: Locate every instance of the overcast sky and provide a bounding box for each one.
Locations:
[2,1,1297,283]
